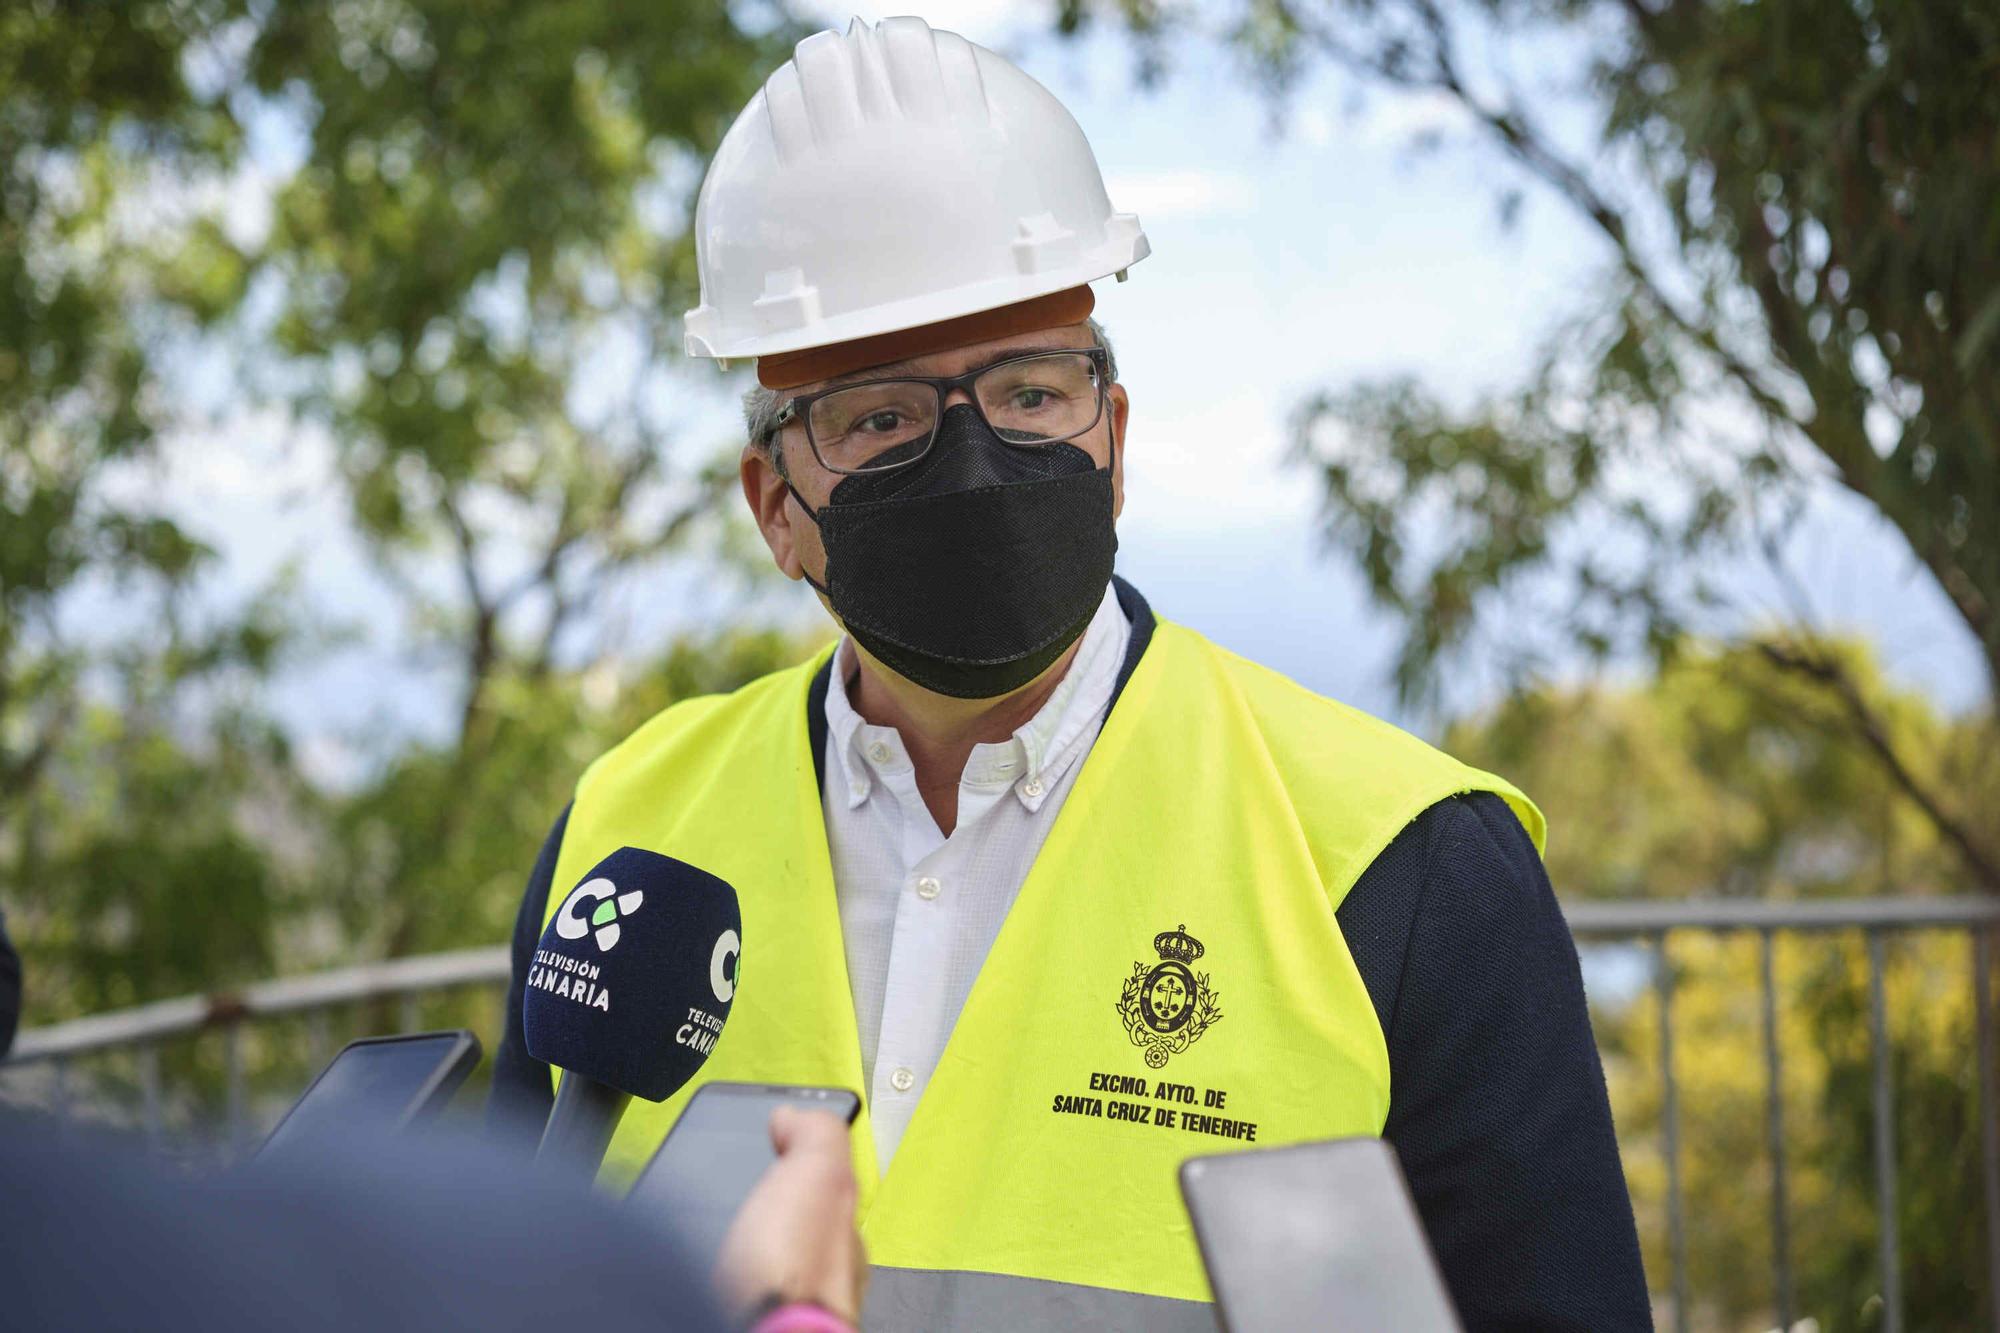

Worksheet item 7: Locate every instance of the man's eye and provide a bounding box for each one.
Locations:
[855,410,906,434]
[1011,388,1053,410]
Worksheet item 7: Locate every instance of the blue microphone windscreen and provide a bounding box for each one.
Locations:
[523,847,741,1102]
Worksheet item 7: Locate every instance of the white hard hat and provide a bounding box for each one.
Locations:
[682,15,1149,366]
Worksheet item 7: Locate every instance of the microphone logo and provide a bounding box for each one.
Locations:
[555,876,645,952]
[710,929,740,1003]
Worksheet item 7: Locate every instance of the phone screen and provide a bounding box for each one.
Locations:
[258,1032,479,1160]
[625,1082,861,1270]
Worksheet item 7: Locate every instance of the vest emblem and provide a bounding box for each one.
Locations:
[1117,924,1223,1068]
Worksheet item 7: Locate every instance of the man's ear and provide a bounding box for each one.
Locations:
[740,442,803,579]
[1107,382,1130,521]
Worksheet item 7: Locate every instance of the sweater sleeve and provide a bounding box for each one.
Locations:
[485,804,570,1148]
[1335,792,1652,1330]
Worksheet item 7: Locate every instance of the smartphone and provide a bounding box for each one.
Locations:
[257,1030,482,1161]
[1179,1138,1462,1333]
[625,1082,862,1270]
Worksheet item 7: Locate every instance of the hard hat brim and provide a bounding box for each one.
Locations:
[754,286,1097,390]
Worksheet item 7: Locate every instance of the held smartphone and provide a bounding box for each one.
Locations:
[625,1082,862,1269]
[256,1030,482,1161]
[1179,1138,1463,1333]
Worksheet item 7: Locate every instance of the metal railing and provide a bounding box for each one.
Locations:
[5,897,1998,1331]
[1,947,508,1143]
[1563,896,2000,1333]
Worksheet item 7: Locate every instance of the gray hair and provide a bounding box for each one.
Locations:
[742,315,1119,452]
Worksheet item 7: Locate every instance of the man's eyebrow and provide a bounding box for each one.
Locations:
[818,358,926,387]
[812,343,1086,390]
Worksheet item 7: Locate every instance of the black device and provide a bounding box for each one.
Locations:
[625,1082,861,1271]
[1179,1138,1462,1333]
[524,846,743,1170]
[257,1030,480,1160]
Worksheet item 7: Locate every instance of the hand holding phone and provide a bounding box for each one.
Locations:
[626,1082,862,1280]
[714,1103,869,1325]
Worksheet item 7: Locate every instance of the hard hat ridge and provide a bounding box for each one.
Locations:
[684,14,1149,366]
[768,18,992,161]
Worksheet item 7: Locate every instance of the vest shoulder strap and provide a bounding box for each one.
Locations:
[573,646,835,809]
[1157,624,1545,909]
[567,623,1542,924]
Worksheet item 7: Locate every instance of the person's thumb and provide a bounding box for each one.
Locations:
[768,1104,847,1156]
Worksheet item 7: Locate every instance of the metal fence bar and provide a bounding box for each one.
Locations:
[1867,929,1903,1333]
[399,992,421,1034]
[1975,927,2000,1332]
[306,1009,330,1070]
[1568,896,2000,935]
[138,1044,163,1149]
[1654,932,1689,1333]
[1759,928,1794,1330]
[9,901,1997,1068]
[3,946,509,1066]
[223,1024,246,1157]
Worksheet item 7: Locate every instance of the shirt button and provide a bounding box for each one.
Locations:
[890,1067,916,1093]
[915,875,942,900]
[1021,777,1045,799]
[867,742,891,764]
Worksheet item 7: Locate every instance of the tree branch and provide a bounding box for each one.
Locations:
[438,488,498,739]
[1294,2,1812,438]
[1754,638,2000,893]
[0,696,74,807]
[1738,203,1997,682]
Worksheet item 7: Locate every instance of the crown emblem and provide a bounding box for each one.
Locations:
[1118,923,1221,1068]
[1153,923,1204,965]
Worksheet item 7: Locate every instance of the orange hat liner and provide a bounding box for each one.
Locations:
[755,286,1096,390]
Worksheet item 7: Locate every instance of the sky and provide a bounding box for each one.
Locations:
[144,3,1989,782]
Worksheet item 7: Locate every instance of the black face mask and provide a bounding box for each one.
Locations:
[787,403,1117,699]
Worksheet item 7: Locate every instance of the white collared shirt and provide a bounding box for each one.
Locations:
[823,583,1131,1170]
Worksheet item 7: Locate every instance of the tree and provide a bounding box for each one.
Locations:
[1,2,261,841]
[1448,639,1991,1329]
[0,2,816,1044]
[232,1,807,959]
[0,1,326,1030]
[1058,0,2000,890]
[1444,636,1979,903]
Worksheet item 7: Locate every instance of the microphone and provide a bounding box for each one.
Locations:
[524,846,742,1171]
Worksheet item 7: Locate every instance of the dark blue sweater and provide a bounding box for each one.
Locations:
[488,582,1652,1330]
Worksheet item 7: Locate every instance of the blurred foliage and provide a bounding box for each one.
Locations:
[0,0,813,1032]
[1449,637,1991,1329]
[12,617,304,1018]
[232,0,805,962]
[1,0,248,828]
[314,626,816,964]
[3,624,811,1159]
[1062,0,2000,893]
[1596,931,1987,1332]
[1447,634,1993,902]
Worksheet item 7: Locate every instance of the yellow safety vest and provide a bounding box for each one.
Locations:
[546,617,1540,1329]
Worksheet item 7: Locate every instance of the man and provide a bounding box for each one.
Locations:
[492,17,1649,1330]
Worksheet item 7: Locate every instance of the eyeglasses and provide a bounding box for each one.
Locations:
[769,346,1112,475]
